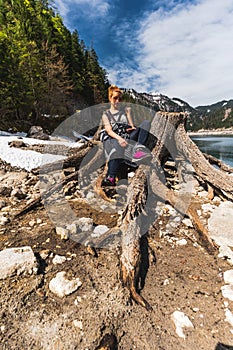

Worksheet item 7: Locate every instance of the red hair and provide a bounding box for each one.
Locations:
[108,85,122,100]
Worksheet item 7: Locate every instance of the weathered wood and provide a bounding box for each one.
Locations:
[14,109,233,312]
[118,166,152,310]
[118,112,222,308]
[175,123,233,200]
[15,140,105,217]
[32,142,93,175]
[203,152,233,173]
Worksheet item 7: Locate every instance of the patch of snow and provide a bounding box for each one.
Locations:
[172,98,184,106]
[0,134,81,171]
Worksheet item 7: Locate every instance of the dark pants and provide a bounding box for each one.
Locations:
[104,120,151,178]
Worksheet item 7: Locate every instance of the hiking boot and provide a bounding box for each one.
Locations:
[132,148,151,162]
[102,176,116,187]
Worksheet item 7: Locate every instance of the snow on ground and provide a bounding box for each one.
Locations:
[0,134,81,172]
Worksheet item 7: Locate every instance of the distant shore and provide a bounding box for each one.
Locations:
[188,127,233,136]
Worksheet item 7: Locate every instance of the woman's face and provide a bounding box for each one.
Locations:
[110,92,122,108]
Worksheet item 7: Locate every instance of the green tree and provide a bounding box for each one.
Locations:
[0,0,109,126]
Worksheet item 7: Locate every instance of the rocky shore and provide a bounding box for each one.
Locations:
[188,127,233,136]
[1,137,233,349]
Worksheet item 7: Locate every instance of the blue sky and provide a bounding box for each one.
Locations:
[53,0,233,106]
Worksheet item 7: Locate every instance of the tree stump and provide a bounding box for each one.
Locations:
[15,111,233,309]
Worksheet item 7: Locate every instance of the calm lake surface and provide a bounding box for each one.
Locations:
[191,135,233,167]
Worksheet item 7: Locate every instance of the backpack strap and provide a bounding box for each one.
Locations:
[105,109,124,123]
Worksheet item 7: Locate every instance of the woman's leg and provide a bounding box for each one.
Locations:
[129,120,152,162]
[103,138,124,184]
[129,120,151,145]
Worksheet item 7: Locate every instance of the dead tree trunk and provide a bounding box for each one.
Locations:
[118,112,233,308]
[15,111,233,310]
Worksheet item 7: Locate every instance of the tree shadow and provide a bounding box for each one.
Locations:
[139,234,156,290]
[215,343,233,350]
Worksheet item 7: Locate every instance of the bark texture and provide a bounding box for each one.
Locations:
[16,111,233,310]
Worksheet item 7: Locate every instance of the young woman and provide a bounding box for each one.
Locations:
[100,85,151,186]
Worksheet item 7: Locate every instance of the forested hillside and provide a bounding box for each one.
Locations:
[195,100,233,130]
[0,0,109,129]
[121,89,233,131]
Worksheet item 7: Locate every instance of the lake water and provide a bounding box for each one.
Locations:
[191,135,233,167]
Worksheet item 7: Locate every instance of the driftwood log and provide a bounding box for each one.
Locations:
[15,111,233,310]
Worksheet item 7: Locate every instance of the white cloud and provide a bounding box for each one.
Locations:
[108,0,233,106]
[55,0,110,20]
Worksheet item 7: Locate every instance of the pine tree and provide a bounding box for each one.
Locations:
[0,0,110,126]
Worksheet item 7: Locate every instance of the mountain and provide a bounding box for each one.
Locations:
[195,100,233,130]
[122,88,233,131]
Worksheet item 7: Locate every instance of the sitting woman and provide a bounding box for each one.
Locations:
[100,85,151,186]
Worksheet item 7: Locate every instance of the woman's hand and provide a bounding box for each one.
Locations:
[126,126,136,133]
[118,138,128,147]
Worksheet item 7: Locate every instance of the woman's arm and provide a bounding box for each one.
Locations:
[102,113,128,147]
[125,107,136,129]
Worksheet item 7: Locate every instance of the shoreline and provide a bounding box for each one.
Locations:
[188,127,233,136]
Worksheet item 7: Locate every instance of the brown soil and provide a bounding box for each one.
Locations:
[0,158,233,350]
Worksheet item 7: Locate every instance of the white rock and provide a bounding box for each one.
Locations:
[1,205,11,213]
[100,205,108,210]
[213,196,221,203]
[76,217,93,232]
[225,308,233,327]
[171,311,194,339]
[0,246,38,279]
[0,215,9,225]
[163,278,169,286]
[182,218,193,228]
[208,202,233,264]
[66,223,78,235]
[29,219,36,227]
[74,296,82,305]
[198,190,208,198]
[128,172,135,178]
[218,245,233,265]
[56,227,69,240]
[192,307,199,313]
[208,202,233,247]
[92,225,109,237]
[166,205,177,216]
[221,285,233,301]
[39,249,50,260]
[52,255,67,265]
[201,203,215,213]
[223,270,233,285]
[176,239,188,246]
[49,271,82,298]
[86,192,95,200]
[73,320,83,329]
